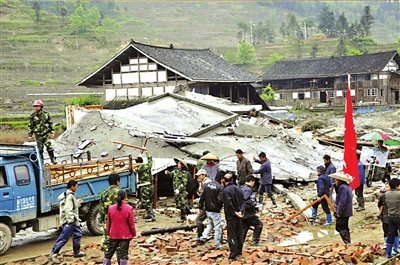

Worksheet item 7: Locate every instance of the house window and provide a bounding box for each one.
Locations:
[326,91,334,98]
[192,86,208,95]
[298,92,305,100]
[279,93,284,100]
[364,88,378,97]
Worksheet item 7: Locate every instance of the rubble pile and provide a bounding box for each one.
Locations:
[54,92,346,183]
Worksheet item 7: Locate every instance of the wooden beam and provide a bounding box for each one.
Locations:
[111,141,147,151]
[285,194,335,222]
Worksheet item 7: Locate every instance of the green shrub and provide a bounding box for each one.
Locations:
[301,120,326,132]
[17,80,41,86]
[66,95,103,106]
[8,35,49,43]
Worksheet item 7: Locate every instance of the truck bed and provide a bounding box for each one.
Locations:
[44,156,140,185]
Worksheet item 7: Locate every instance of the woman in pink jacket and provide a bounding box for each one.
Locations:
[103,189,136,265]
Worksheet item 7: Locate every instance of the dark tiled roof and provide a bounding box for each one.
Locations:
[78,41,258,86]
[132,42,258,82]
[262,51,399,81]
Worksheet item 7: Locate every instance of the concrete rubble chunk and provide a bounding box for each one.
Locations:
[89,125,97,131]
[234,123,275,138]
[100,151,108,157]
[73,149,84,158]
[78,139,92,150]
[286,191,312,218]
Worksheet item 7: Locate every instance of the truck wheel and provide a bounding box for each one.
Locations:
[87,204,103,236]
[0,223,12,255]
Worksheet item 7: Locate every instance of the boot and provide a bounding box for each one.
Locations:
[393,236,399,255]
[144,208,156,222]
[49,253,61,264]
[48,150,58,164]
[103,258,111,265]
[119,259,128,265]
[73,245,85,257]
[74,251,86,257]
[356,198,365,211]
[324,214,332,226]
[310,207,317,220]
[177,208,186,223]
[269,195,277,206]
[339,231,351,245]
[258,194,264,204]
[386,243,393,258]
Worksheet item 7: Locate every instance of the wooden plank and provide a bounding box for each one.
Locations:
[111,141,147,151]
[285,194,335,222]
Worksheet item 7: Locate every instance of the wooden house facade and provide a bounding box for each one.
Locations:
[261,51,400,106]
[77,40,267,108]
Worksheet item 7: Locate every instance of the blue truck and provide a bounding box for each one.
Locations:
[0,144,137,255]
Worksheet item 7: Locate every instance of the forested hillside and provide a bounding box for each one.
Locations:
[0,0,399,108]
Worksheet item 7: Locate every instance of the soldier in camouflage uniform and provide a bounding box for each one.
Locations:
[99,174,120,252]
[28,100,57,164]
[196,150,209,170]
[167,158,190,223]
[136,151,155,222]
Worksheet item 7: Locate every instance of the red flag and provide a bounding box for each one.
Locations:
[343,74,359,190]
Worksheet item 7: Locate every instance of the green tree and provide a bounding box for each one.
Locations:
[351,36,377,53]
[236,41,255,64]
[279,22,288,40]
[237,22,250,42]
[95,18,122,45]
[318,5,337,38]
[224,49,237,64]
[69,5,86,35]
[334,35,347,57]
[310,42,319,58]
[303,18,315,39]
[32,1,40,24]
[260,84,275,102]
[265,53,284,68]
[60,6,67,25]
[347,47,363,56]
[347,22,361,39]
[360,5,374,37]
[336,12,349,35]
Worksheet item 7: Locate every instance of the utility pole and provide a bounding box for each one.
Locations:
[304,20,307,39]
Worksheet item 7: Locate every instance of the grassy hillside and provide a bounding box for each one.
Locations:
[0,0,398,117]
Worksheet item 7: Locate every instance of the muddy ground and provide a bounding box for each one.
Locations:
[1,181,396,265]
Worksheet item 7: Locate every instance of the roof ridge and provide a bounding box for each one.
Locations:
[130,39,211,51]
[277,50,397,63]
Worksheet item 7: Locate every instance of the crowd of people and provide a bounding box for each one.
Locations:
[47,146,400,263]
[27,100,399,263]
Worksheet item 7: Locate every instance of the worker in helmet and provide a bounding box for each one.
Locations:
[28,100,57,164]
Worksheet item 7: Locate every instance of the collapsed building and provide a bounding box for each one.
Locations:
[54,92,343,198]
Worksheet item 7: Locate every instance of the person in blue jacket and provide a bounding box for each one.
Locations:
[253,152,276,206]
[310,166,332,226]
[355,151,365,211]
[330,172,353,245]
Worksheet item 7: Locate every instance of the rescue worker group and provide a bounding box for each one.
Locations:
[28,100,400,264]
